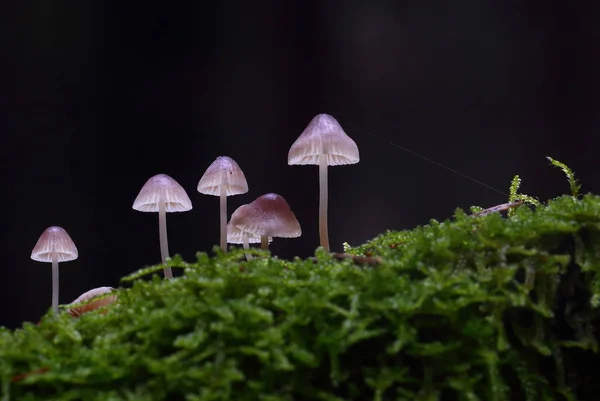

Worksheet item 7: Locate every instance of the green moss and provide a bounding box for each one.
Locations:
[546,157,581,198]
[2,165,600,400]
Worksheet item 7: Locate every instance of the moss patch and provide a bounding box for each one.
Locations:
[2,167,600,400]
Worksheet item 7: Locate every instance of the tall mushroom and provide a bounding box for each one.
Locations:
[227,204,272,260]
[197,156,248,253]
[288,113,359,251]
[31,226,78,315]
[228,193,301,251]
[132,174,192,279]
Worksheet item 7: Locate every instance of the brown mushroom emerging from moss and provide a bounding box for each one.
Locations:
[132,174,192,279]
[31,226,78,315]
[197,156,248,253]
[288,113,359,251]
[67,286,117,317]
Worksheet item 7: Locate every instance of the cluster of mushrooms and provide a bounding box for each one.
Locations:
[29,114,360,318]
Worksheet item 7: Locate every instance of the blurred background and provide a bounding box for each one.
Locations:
[4,2,599,328]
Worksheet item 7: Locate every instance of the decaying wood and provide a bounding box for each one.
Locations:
[11,366,50,383]
[470,200,525,217]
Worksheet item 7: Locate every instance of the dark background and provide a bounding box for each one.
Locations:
[5,2,598,328]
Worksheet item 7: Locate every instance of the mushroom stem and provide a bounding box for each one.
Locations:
[318,153,330,251]
[220,184,227,253]
[51,252,59,315]
[243,232,253,260]
[260,235,269,250]
[158,195,173,279]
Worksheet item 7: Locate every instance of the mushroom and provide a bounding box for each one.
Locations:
[67,286,117,317]
[227,204,272,260]
[132,174,192,279]
[30,226,78,315]
[197,156,248,253]
[228,193,301,251]
[288,113,359,251]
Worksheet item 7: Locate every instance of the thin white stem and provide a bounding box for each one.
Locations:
[158,194,173,279]
[243,232,253,261]
[319,154,330,251]
[261,235,269,250]
[51,252,59,315]
[220,185,227,253]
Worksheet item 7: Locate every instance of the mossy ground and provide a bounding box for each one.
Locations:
[1,194,600,401]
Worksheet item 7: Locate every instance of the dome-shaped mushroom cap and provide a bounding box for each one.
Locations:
[229,193,301,238]
[288,113,360,166]
[31,226,78,263]
[197,156,249,196]
[227,205,273,244]
[67,286,117,317]
[132,174,193,212]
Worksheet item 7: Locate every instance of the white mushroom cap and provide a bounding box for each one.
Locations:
[288,113,360,166]
[227,224,271,244]
[227,205,272,244]
[67,286,117,317]
[132,174,193,212]
[31,226,78,263]
[229,193,301,238]
[197,156,249,196]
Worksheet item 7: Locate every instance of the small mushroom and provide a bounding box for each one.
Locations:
[197,156,248,253]
[227,204,272,260]
[67,286,117,317]
[133,174,192,279]
[288,113,359,251]
[31,226,78,315]
[228,193,301,251]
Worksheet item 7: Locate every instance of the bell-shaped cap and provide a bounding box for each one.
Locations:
[197,156,249,196]
[67,286,117,317]
[288,113,360,166]
[31,226,78,263]
[229,193,301,238]
[132,174,193,212]
[227,205,272,244]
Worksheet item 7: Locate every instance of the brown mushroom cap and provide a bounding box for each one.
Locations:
[227,205,273,244]
[229,193,301,238]
[288,113,360,166]
[132,174,192,212]
[67,286,117,317]
[197,156,249,196]
[31,226,78,263]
